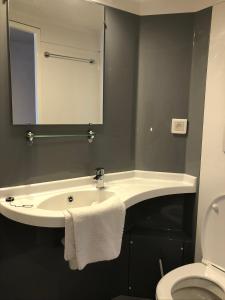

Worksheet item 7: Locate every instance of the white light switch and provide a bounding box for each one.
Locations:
[171,119,188,134]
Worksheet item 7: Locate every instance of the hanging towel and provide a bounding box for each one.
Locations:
[64,198,126,270]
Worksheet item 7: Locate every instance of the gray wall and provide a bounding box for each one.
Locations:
[135,14,194,172]
[0,1,211,188]
[185,8,212,177]
[0,5,139,187]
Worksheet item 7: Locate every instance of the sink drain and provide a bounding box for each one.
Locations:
[68,196,74,202]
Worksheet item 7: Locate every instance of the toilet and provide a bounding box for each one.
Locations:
[156,195,225,300]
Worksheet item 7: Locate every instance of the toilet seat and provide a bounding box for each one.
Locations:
[156,195,225,300]
[156,263,225,300]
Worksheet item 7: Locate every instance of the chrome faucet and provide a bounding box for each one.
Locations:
[93,168,105,189]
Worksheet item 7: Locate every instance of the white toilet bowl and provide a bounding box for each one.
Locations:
[156,263,225,300]
[156,195,225,300]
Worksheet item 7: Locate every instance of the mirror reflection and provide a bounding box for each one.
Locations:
[8,0,104,125]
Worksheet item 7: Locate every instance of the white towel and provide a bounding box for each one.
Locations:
[64,198,126,270]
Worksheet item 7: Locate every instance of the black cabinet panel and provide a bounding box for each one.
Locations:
[113,297,149,300]
[125,194,195,236]
[0,215,129,300]
[128,230,190,299]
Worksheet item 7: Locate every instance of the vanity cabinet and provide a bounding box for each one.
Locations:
[0,194,195,300]
[127,230,193,299]
[122,194,195,300]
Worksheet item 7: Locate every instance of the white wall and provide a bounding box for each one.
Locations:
[195,2,225,260]
[37,23,103,124]
[40,43,102,124]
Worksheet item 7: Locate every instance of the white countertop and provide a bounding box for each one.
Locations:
[0,170,197,228]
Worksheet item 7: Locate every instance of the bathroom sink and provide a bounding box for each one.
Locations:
[38,190,115,211]
[0,170,197,227]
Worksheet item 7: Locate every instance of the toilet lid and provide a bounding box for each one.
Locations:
[201,195,225,272]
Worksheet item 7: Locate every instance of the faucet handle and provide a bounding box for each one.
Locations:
[95,167,104,176]
[94,168,105,189]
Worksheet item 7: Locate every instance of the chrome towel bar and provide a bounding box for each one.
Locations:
[44,51,95,64]
[25,129,95,144]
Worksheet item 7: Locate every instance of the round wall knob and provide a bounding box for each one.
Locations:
[212,203,219,213]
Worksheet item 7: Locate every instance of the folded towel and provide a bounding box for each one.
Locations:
[64,198,126,270]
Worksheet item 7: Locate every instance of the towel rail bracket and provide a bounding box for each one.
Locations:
[25,128,96,144]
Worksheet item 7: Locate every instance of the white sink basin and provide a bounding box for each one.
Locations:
[0,170,197,227]
[38,190,115,211]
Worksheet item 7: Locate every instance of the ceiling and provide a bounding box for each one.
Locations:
[9,0,104,32]
[89,0,225,15]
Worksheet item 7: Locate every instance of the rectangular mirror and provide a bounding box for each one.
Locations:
[8,0,104,125]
